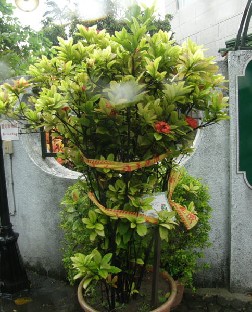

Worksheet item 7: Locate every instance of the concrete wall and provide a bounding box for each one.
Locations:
[184,60,230,288]
[228,50,252,292]
[3,132,80,277]
[185,120,231,288]
[165,0,250,59]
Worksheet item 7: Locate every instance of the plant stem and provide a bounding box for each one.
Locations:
[135,232,155,291]
[126,107,131,162]
[162,163,171,192]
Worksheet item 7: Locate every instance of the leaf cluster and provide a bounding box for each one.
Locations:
[0,1,52,79]
[160,168,212,288]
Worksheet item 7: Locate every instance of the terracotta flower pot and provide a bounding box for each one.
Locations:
[171,280,185,309]
[77,271,177,312]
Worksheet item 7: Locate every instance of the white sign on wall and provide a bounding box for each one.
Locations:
[0,120,19,141]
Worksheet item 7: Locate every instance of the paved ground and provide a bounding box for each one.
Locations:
[173,288,252,312]
[1,270,252,312]
[0,271,82,312]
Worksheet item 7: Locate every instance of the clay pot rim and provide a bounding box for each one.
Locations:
[77,271,178,312]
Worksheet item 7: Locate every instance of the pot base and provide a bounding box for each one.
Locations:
[78,271,177,312]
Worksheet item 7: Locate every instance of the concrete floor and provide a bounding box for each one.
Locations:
[0,271,82,312]
[1,271,252,312]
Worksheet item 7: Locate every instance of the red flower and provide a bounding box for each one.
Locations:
[186,116,198,129]
[105,102,117,116]
[154,121,171,134]
[109,109,117,116]
[81,85,86,91]
[62,106,70,112]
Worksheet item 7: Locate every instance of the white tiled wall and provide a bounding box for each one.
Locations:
[165,0,250,59]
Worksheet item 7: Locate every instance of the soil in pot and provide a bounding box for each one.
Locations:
[79,271,176,312]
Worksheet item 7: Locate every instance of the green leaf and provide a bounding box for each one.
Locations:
[95,223,104,231]
[83,277,93,289]
[117,222,129,235]
[99,269,109,279]
[73,272,84,280]
[154,132,162,140]
[159,226,169,242]
[90,232,97,241]
[130,223,137,229]
[122,232,131,244]
[170,111,178,123]
[109,266,121,274]
[96,127,109,134]
[88,210,97,223]
[136,223,147,236]
[92,249,102,264]
[160,223,174,230]
[136,258,144,265]
[101,253,112,265]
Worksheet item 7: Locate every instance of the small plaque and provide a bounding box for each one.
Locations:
[0,120,19,141]
[144,192,172,218]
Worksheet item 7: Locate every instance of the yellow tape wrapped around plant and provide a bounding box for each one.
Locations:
[82,151,170,171]
[84,152,199,230]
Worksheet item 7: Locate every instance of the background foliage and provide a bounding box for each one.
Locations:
[0,0,51,80]
[0,0,173,81]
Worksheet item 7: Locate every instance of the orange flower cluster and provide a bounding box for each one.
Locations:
[154,121,171,134]
[185,116,198,129]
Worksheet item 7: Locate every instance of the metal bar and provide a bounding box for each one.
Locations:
[241,1,252,47]
[40,128,47,158]
[235,0,252,50]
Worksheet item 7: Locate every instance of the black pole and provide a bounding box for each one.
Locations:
[151,228,161,309]
[0,131,30,294]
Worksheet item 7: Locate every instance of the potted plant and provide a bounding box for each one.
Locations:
[0,4,228,311]
[61,167,212,309]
